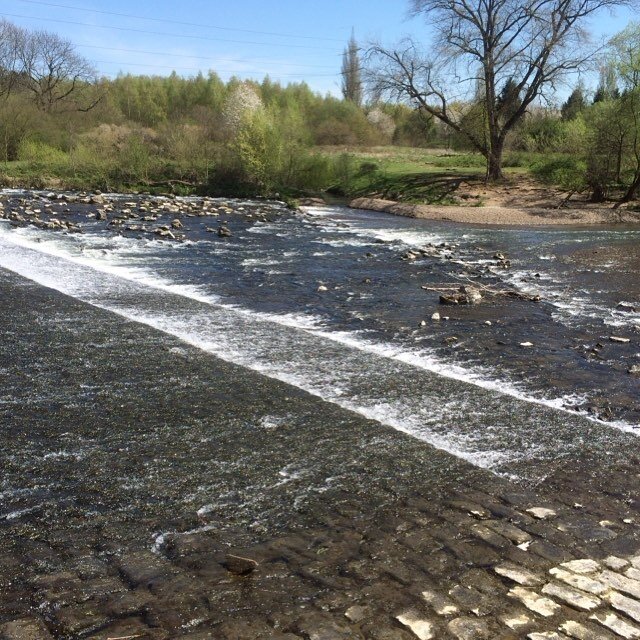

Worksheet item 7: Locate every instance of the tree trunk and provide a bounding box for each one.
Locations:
[486,138,505,182]
[590,184,607,203]
[615,169,640,207]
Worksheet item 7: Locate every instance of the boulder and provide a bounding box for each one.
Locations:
[217,225,232,238]
[460,286,482,304]
[222,554,258,576]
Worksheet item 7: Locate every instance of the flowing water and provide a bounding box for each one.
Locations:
[1,191,638,497]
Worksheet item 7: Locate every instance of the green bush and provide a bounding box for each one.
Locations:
[531,155,588,192]
[357,161,379,176]
[17,139,69,169]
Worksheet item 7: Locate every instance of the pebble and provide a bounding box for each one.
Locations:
[604,556,630,571]
[422,589,458,615]
[608,590,640,622]
[548,567,607,595]
[559,559,600,574]
[447,616,489,639]
[527,507,557,520]
[600,569,640,599]
[495,564,543,586]
[560,620,609,640]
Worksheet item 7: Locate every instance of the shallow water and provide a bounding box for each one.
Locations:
[1,194,639,470]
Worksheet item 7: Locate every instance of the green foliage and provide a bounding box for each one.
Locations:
[531,156,588,192]
[16,138,69,173]
[516,114,566,152]
[561,86,586,120]
[4,17,640,204]
[332,153,357,194]
[496,78,522,124]
[357,161,379,176]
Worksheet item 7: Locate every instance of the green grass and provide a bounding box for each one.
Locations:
[1,145,543,201]
[318,146,533,204]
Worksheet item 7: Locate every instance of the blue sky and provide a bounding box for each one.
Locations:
[1,0,636,96]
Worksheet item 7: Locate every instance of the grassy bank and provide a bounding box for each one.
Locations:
[0,146,580,205]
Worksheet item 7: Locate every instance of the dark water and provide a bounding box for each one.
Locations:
[0,190,639,494]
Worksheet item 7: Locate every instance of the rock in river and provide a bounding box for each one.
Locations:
[222,554,258,576]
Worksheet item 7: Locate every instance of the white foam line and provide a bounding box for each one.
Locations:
[110,310,515,470]
[0,227,637,439]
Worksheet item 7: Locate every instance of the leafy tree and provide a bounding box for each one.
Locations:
[495,78,522,125]
[341,31,363,106]
[366,0,636,181]
[593,63,620,103]
[584,100,625,200]
[561,85,587,120]
[222,81,263,137]
[609,24,640,204]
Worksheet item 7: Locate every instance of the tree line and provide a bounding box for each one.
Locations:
[3,7,640,205]
[0,18,433,195]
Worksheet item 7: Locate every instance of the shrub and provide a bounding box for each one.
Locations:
[531,155,587,192]
[17,139,69,169]
[357,161,379,176]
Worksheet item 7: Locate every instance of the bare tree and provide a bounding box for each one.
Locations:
[1,20,99,111]
[15,28,98,112]
[0,19,24,99]
[366,0,635,181]
[341,31,363,106]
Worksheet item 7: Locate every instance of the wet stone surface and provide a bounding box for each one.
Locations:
[1,189,639,425]
[1,190,640,638]
[0,269,639,639]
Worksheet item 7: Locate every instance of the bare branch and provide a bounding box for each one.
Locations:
[369,0,637,180]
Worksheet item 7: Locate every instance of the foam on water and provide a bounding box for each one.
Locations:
[303,205,446,247]
[303,206,640,330]
[0,224,637,482]
[503,266,640,328]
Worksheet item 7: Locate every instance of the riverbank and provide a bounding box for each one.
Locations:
[1,270,640,639]
[350,197,640,226]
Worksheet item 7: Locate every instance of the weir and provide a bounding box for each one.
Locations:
[0,228,637,484]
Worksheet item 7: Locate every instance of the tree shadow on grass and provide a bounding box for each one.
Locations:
[358,171,482,204]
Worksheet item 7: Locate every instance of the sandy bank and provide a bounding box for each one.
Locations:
[350,197,640,226]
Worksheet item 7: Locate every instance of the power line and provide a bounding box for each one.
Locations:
[0,12,341,52]
[14,0,347,43]
[77,44,337,70]
[91,59,337,78]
